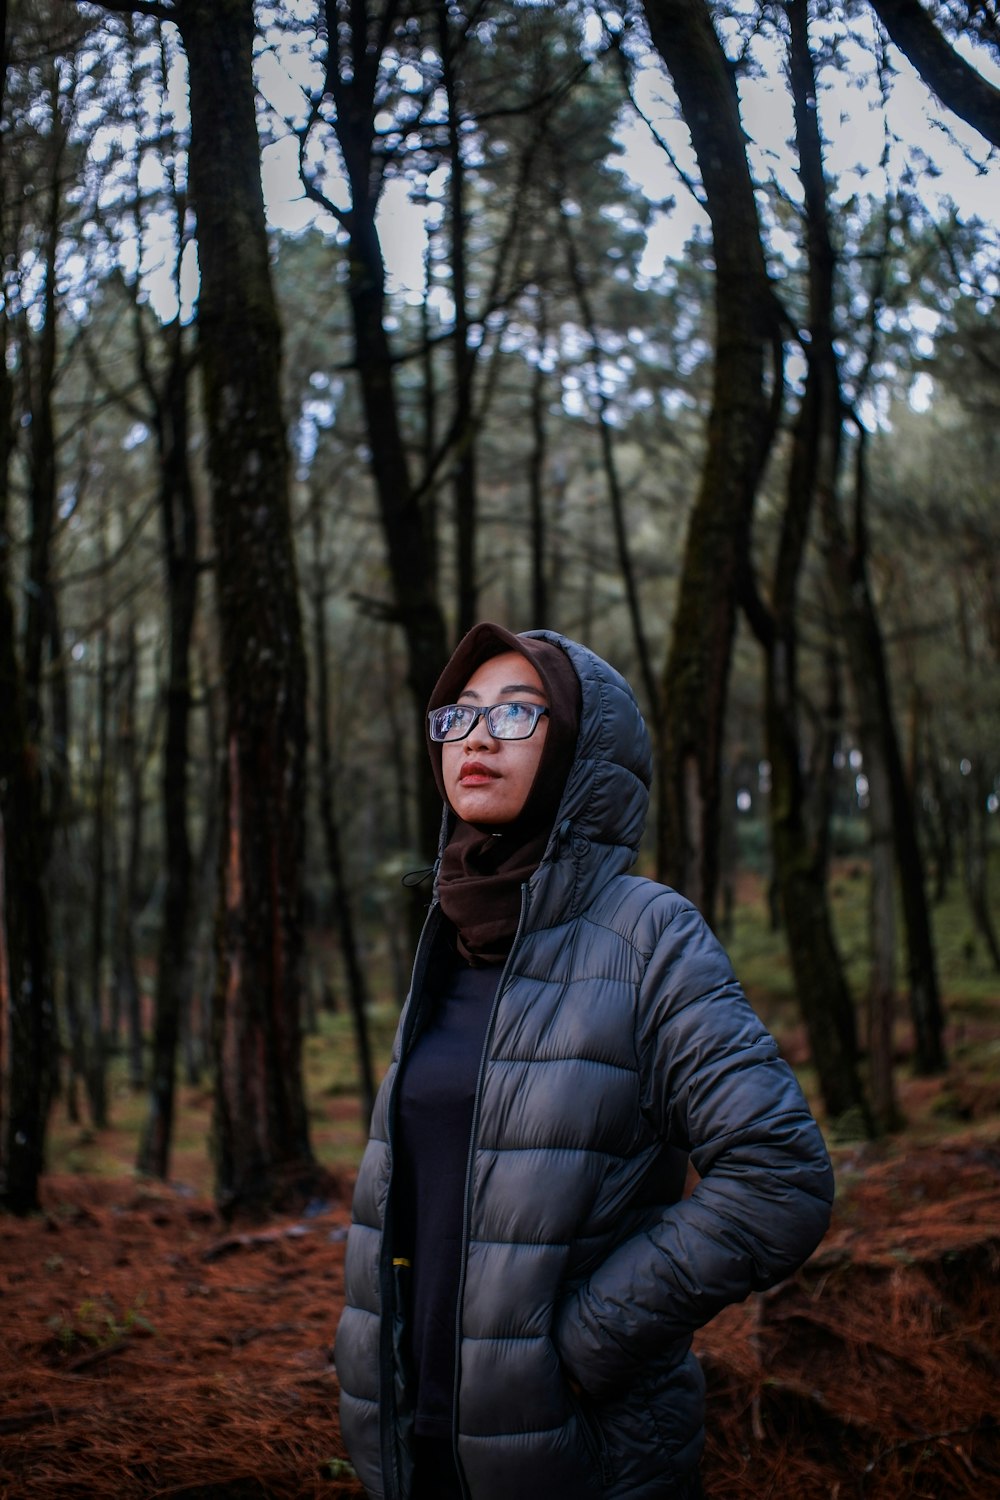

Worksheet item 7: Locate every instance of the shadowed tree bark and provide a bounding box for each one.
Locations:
[528,289,551,627]
[556,181,660,720]
[309,496,376,1126]
[137,311,200,1178]
[1,16,64,1211]
[960,769,1000,973]
[304,3,587,860]
[18,40,71,864]
[88,0,320,1204]
[829,438,946,1077]
[177,0,318,1214]
[0,493,54,1212]
[436,0,479,640]
[740,0,874,1131]
[306,0,448,865]
[112,615,146,1093]
[0,277,54,1215]
[868,0,1000,149]
[787,0,944,1083]
[640,0,783,924]
[85,584,111,1130]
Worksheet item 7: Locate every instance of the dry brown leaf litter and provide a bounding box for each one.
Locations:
[1,1137,999,1498]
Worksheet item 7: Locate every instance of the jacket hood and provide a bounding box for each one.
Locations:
[525,629,652,858]
[430,628,652,925]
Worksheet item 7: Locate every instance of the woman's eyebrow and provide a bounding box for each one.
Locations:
[458,683,547,701]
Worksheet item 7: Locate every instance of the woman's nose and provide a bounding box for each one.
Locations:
[465,713,495,750]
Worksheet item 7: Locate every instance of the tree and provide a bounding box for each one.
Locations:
[1,0,91,1211]
[102,22,206,1179]
[293,2,630,857]
[737,0,875,1129]
[301,0,449,863]
[134,297,201,1176]
[0,74,54,1206]
[870,267,1000,975]
[551,134,661,716]
[788,0,945,1082]
[435,0,479,639]
[97,0,321,1212]
[638,0,783,924]
[867,0,1000,149]
[14,0,990,1177]
[0,403,54,1211]
[180,0,318,1212]
[308,493,376,1124]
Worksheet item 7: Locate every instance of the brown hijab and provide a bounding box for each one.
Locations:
[426,624,581,964]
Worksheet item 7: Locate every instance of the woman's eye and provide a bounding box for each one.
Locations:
[439,707,467,734]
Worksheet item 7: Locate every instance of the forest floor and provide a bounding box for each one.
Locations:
[3,880,1000,1498]
[3,1092,999,1497]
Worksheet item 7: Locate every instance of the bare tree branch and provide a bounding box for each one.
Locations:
[869,0,1000,148]
[79,0,180,22]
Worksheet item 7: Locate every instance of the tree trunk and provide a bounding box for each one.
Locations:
[868,0,1000,149]
[557,197,659,720]
[0,696,54,1214]
[765,637,870,1124]
[961,775,1000,972]
[2,39,72,1208]
[179,0,318,1216]
[787,0,946,1077]
[342,184,448,863]
[862,687,903,1133]
[917,715,955,906]
[320,0,448,864]
[744,0,871,1131]
[437,0,479,640]
[113,622,146,1091]
[138,317,199,1179]
[310,500,376,1125]
[528,290,550,627]
[419,240,439,595]
[758,573,870,1124]
[0,326,55,1214]
[183,650,222,1086]
[823,443,946,1074]
[85,619,110,1129]
[641,0,783,923]
[22,78,61,773]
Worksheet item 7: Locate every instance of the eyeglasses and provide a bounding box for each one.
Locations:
[428,701,550,743]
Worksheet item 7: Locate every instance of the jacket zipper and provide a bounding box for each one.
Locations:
[449,882,532,1499]
[379,898,444,1500]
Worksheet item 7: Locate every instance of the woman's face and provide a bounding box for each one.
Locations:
[441,651,549,826]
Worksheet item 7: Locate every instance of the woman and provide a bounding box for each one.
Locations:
[335,624,834,1500]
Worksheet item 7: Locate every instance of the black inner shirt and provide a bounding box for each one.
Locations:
[394,951,503,1438]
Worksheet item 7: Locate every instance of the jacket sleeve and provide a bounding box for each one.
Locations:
[555,896,835,1400]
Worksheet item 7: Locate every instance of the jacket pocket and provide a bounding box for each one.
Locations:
[567,1380,614,1491]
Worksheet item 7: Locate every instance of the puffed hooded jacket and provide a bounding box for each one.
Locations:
[335,630,835,1500]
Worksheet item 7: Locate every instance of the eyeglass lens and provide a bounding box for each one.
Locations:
[430,703,544,741]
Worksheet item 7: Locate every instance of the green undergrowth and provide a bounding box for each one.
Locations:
[41,857,1000,1197]
[727,855,1000,1033]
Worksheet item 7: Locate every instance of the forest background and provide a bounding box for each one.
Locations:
[1,0,999,1494]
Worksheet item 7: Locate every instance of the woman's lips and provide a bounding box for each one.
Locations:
[459,761,498,783]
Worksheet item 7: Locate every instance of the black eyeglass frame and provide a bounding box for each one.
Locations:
[428,702,550,743]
